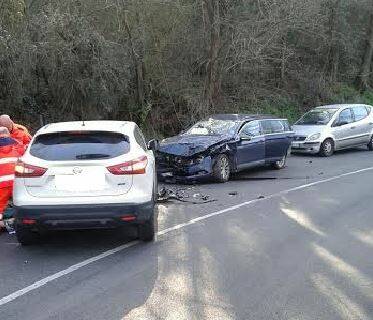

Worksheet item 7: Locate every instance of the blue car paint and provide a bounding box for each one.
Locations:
[264,133,292,161]
[158,156,214,182]
[236,136,266,169]
[158,134,232,157]
[156,115,293,182]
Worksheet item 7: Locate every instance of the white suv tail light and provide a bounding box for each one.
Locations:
[15,160,47,178]
[107,155,148,175]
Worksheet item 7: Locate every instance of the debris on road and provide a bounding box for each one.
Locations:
[228,191,238,196]
[257,195,265,199]
[157,187,216,204]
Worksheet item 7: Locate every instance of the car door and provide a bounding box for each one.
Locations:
[261,119,290,161]
[351,106,371,144]
[332,108,356,148]
[236,120,265,170]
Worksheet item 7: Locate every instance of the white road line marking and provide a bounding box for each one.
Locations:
[1,166,373,307]
[0,241,139,306]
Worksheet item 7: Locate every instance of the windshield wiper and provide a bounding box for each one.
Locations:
[75,153,111,160]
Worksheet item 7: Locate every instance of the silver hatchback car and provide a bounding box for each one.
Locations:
[291,104,373,156]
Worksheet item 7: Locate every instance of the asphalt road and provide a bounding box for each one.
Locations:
[1,148,373,319]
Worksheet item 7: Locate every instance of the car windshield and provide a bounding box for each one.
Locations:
[185,119,238,136]
[30,131,130,161]
[296,109,338,125]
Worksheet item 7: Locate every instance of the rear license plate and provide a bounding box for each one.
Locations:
[55,174,105,191]
[292,143,300,148]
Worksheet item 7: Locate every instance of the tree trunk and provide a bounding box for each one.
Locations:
[203,0,221,112]
[124,12,146,107]
[327,0,341,82]
[357,11,373,91]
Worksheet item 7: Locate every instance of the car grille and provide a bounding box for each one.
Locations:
[294,136,307,141]
[157,154,192,167]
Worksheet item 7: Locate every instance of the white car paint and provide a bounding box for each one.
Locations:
[13,121,155,206]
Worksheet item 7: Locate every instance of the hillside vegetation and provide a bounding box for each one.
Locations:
[2,0,373,136]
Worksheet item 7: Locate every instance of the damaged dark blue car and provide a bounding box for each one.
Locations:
[156,114,294,183]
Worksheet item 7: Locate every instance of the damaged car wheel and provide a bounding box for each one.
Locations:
[272,155,287,170]
[213,154,231,183]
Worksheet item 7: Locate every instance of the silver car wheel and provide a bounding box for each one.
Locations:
[324,140,332,154]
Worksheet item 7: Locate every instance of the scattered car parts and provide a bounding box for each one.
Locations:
[157,187,216,204]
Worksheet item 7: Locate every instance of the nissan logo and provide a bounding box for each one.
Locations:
[73,167,83,175]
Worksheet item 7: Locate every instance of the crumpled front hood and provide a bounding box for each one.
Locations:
[159,134,232,156]
[292,125,325,137]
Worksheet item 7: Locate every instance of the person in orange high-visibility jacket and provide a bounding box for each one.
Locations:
[0,127,25,230]
[0,115,32,147]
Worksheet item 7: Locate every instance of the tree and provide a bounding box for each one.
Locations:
[357,2,373,91]
[202,0,222,111]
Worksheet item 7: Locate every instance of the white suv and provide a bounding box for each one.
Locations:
[13,121,158,245]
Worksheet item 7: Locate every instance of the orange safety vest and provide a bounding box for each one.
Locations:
[0,138,24,189]
[11,124,32,146]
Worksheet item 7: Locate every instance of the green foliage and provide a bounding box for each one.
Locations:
[361,90,373,105]
[329,84,362,104]
[328,84,373,107]
[0,0,25,32]
[240,97,302,124]
[2,0,373,136]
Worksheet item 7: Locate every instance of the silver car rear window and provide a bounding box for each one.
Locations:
[30,131,130,161]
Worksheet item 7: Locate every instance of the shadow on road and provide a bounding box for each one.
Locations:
[292,146,369,158]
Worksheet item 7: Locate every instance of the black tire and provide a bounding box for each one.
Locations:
[319,139,334,157]
[138,215,155,242]
[212,154,231,183]
[368,135,373,151]
[15,225,39,246]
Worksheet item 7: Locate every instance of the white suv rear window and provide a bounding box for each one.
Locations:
[30,131,130,161]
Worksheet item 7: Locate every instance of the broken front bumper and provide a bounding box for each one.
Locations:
[157,155,214,182]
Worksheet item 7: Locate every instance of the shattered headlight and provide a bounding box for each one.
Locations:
[193,155,205,165]
[307,133,321,141]
[173,156,206,166]
[174,157,184,165]
[173,157,192,166]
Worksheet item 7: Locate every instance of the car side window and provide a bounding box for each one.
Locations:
[353,106,368,121]
[339,108,354,124]
[260,120,273,134]
[270,120,285,134]
[134,126,147,150]
[240,120,261,137]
